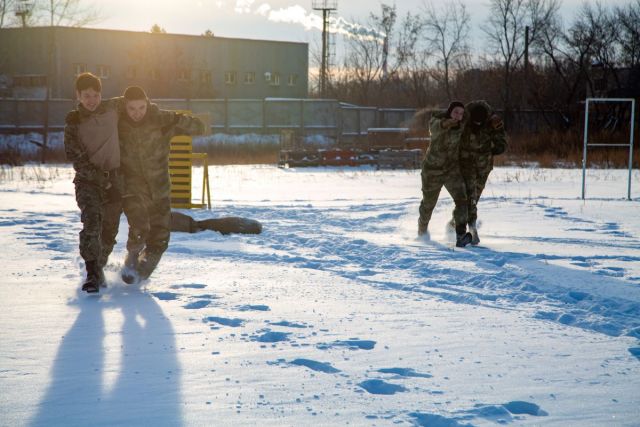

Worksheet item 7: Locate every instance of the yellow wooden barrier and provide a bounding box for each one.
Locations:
[169,135,211,209]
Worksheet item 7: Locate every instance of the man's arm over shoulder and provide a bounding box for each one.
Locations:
[158,110,205,137]
[101,96,125,113]
[64,111,99,181]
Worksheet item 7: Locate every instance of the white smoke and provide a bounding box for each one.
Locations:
[230,1,385,42]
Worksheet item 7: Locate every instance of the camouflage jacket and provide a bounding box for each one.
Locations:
[119,104,204,200]
[459,100,508,168]
[64,98,121,185]
[423,111,464,174]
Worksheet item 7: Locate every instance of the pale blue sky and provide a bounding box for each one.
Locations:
[87,0,634,52]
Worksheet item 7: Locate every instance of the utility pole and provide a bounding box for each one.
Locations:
[312,0,337,98]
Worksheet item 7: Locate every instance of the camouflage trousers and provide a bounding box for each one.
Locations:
[419,167,468,235]
[74,179,122,268]
[123,194,171,279]
[460,154,493,225]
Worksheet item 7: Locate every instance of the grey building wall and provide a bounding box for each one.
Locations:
[0,26,308,99]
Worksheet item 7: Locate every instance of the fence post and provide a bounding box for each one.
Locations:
[224,98,229,133]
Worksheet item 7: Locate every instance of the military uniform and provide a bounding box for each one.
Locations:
[64,98,123,287]
[119,104,204,280]
[458,101,507,226]
[418,111,469,236]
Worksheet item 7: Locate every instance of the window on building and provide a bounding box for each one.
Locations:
[200,70,212,84]
[150,68,161,81]
[97,65,111,79]
[73,63,86,76]
[225,71,237,85]
[287,74,298,86]
[126,65,137,79]
[270,72,280,86]
[13,75,47,87]
[178,68,191,82]
[244,72,255,85]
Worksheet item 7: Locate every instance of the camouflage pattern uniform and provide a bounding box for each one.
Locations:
[119,104,204,279]
[459,100,508,225]
[64,99,123,274]
[418,111,469,235]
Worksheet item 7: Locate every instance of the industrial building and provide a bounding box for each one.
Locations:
[0,26,308,99]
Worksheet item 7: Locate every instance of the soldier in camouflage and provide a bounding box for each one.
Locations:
[118,86,204,284]
[418,101,472,247]
[64,72,123,293]
[458,100,508,245]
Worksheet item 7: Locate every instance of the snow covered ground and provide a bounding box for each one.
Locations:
[1,164,639,427]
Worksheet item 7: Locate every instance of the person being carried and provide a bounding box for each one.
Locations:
[64,72,123,293]
[118,86,204,284]
[417,101,472,247]
[457,100,508,245]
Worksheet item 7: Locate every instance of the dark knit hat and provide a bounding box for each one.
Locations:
[446,101,465,118]
[123,86,148,101]
[469,103,489,124]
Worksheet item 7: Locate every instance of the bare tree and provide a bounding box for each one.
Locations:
[483,0,559,120]
[0,0,17,28]
[32,0,101,27]
[614,0,640,68]
[342,4,398,105]
[421,0,470,100]
[395,11,432,106]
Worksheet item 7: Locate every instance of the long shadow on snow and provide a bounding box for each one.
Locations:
[30,286,182,427]
[171,204,640,341]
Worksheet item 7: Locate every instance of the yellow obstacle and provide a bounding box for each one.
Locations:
[169,135,211,209]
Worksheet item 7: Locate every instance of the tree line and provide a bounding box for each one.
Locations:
[315,0,640,134]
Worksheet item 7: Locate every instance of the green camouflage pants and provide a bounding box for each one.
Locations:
[419,168,468,235]
[460,154,493,224]
[74,179,122,267]
[123,194,171,279]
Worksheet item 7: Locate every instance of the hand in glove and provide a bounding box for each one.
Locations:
[441,118,460,129]
[489,114,504,130]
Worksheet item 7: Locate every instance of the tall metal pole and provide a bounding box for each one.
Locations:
[628,99,636,201]
[581,99,590,200]
[321,9,328,96]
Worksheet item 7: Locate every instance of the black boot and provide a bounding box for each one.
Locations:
[456,232,473,248]
[82,260,105,293]
[121,251,140,284]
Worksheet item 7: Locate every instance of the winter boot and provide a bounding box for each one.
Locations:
[469,221,480,246]
[121,251,140,285]
[455,232,473,248]
[137,249,163,281]
[82,260,105,293]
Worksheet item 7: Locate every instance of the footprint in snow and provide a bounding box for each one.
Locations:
[377,367,432,378]
[358,379,407,395]
[152,292,180,301]
[237,304,270,311]
[170,283,207,289]
[203,316,245,327]
[317,339,376,351]
[289,358,340,373]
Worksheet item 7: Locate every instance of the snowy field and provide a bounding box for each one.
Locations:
[1,164,639,427]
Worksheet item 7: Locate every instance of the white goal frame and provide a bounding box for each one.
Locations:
[581,98,636,200]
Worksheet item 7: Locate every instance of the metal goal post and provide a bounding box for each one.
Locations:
[581,98,636,200]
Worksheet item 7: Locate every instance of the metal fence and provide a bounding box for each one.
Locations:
[0,97,417,141]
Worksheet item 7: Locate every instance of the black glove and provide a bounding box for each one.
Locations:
[491,144,506,155]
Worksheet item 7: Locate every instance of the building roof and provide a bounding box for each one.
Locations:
[0,25,308,47]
